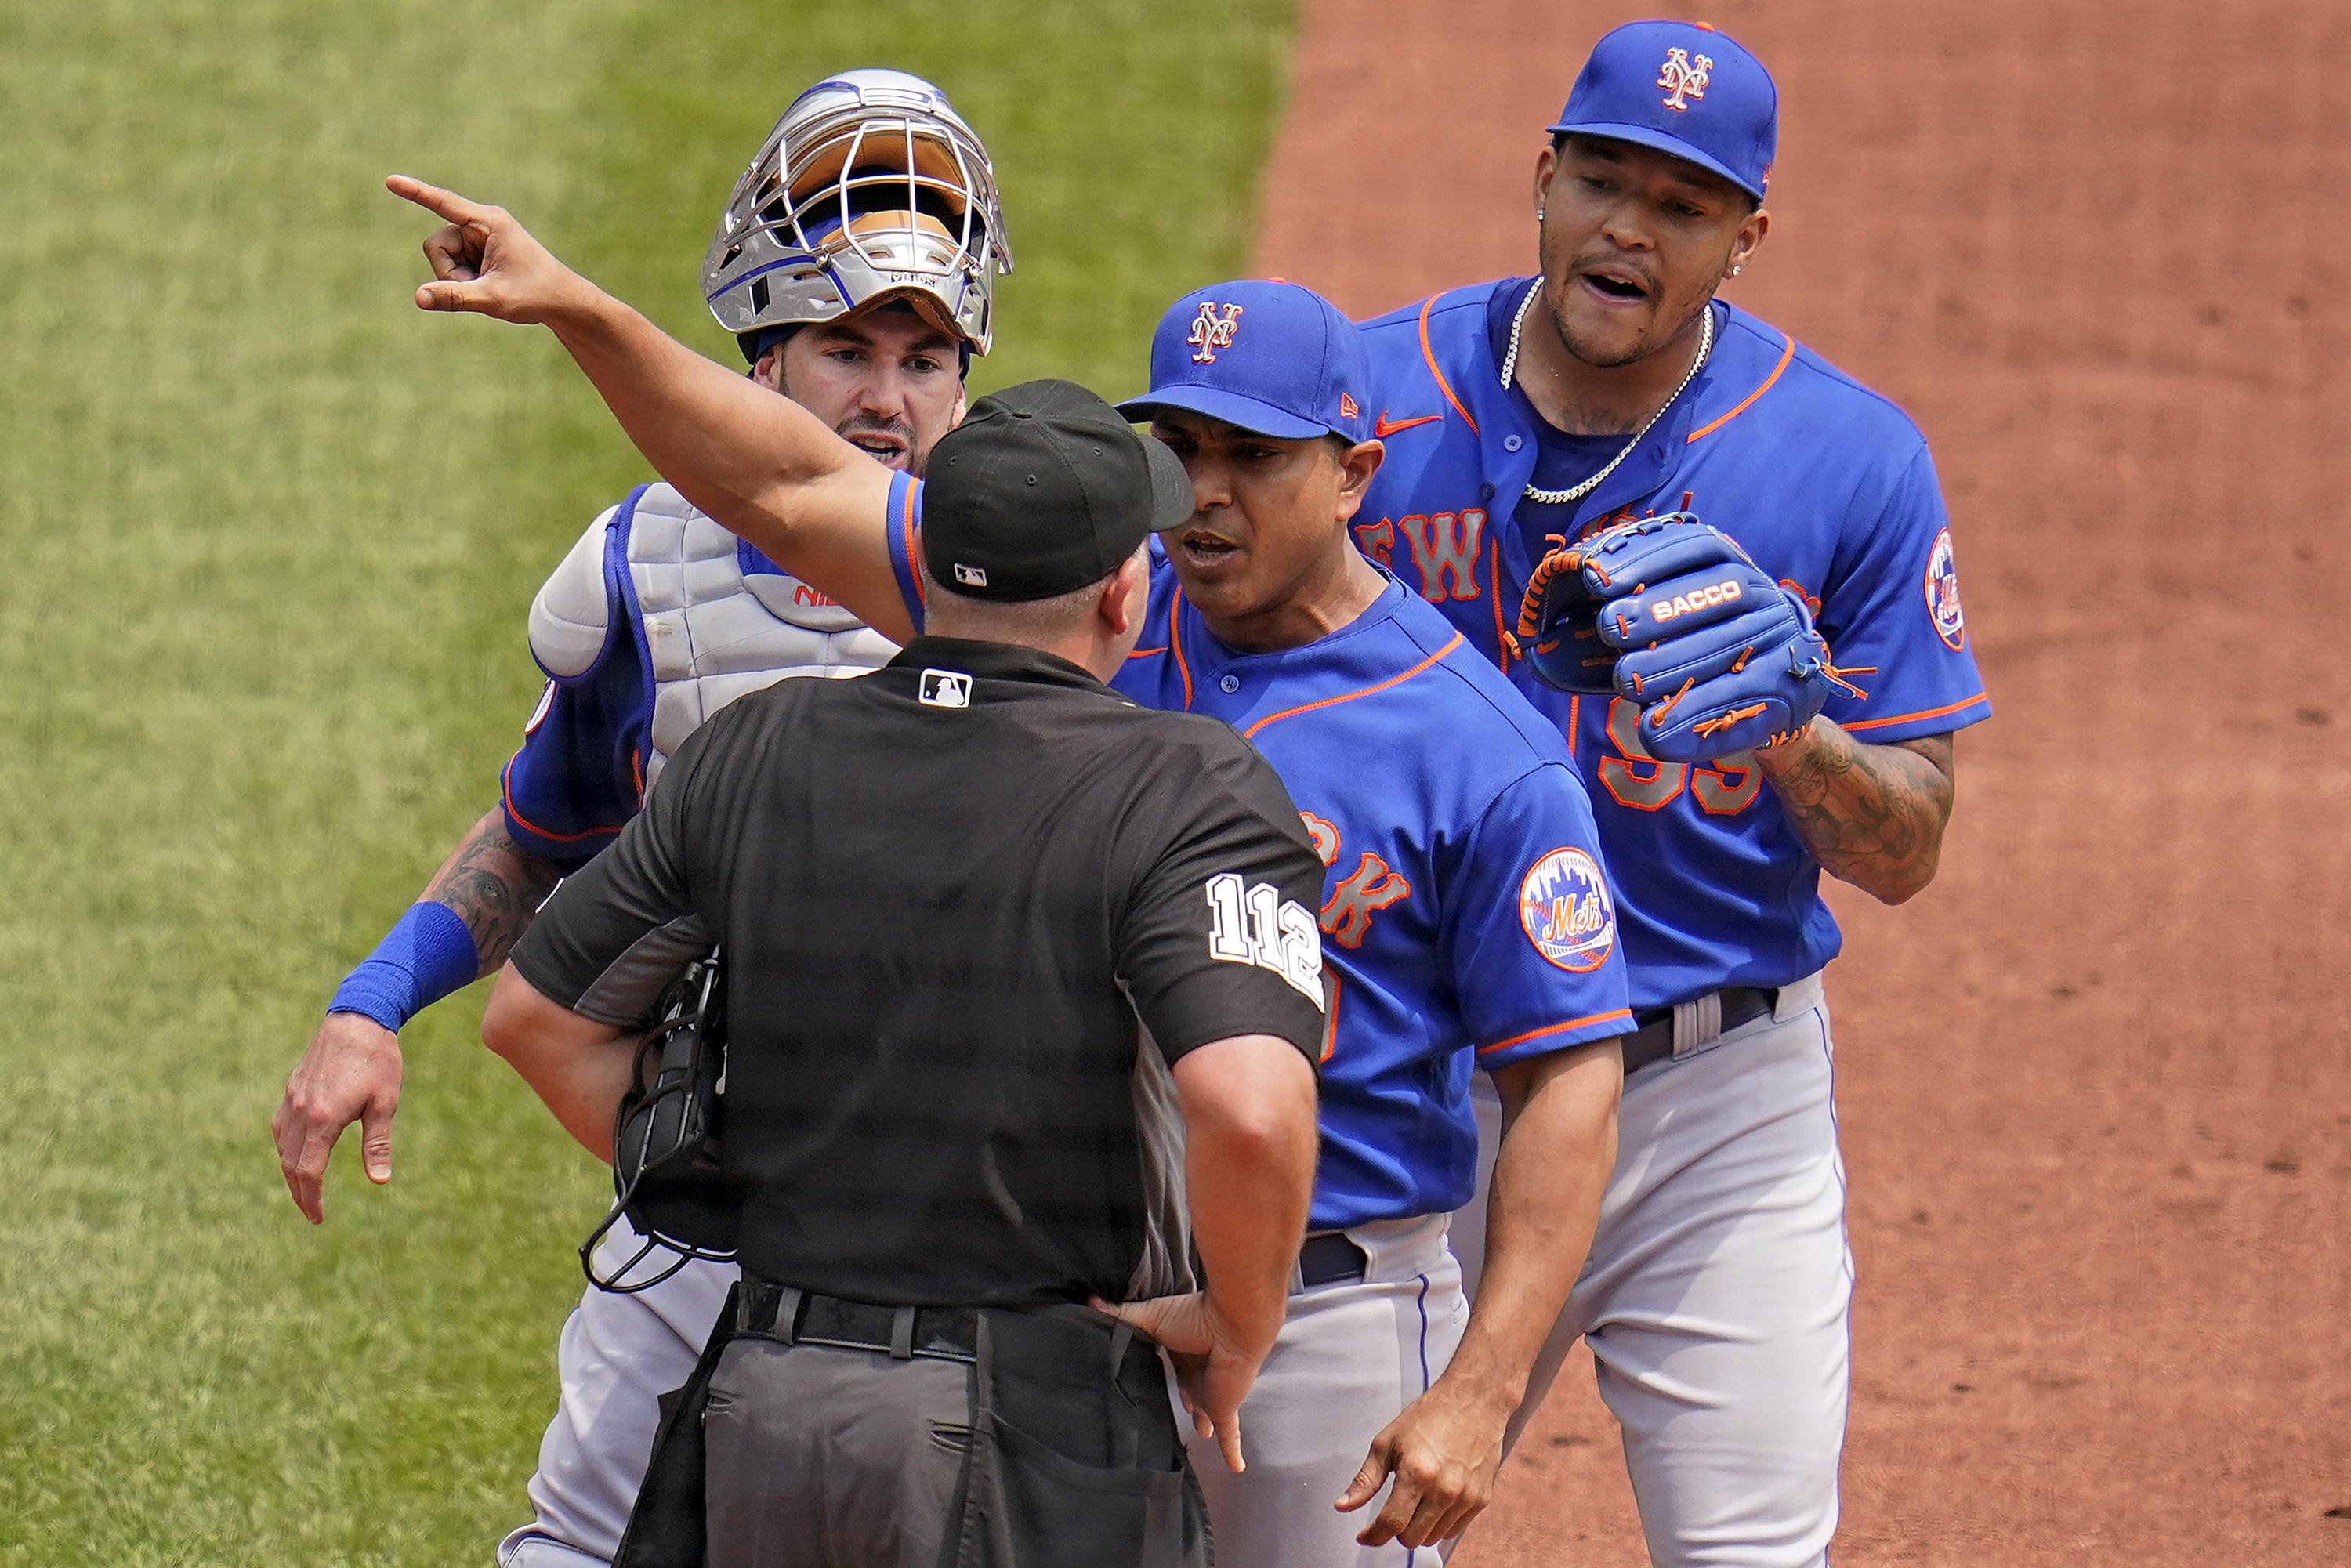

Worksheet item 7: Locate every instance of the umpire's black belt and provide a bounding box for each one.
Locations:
[1620,986,1778,1077]
[736,1279,979,1363]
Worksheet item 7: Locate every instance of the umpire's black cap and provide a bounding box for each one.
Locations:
[922,380,1194,603]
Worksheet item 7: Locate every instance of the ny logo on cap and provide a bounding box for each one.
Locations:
[1657,47,1712,111]
[1187,302,1244,364]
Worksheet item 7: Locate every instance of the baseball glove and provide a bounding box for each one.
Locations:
[1516,514,1872,761]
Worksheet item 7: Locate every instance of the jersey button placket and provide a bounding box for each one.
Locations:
[1218,674,1241,694]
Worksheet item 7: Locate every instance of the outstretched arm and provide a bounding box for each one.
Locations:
[385,176,915,641]
[1757,724,1955,904]
[273,806,564,1223]
[1336,1037,1621,1548]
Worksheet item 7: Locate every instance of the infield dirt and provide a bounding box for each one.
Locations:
[1256,2,2351,1562]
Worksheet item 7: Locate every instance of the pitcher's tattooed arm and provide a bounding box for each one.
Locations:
[421,807,566,974]
[1755,722,1956,905]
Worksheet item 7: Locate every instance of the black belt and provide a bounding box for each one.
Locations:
[737,1280,979,1363]
[1620,987,1777,1077]
[1298,1231,1367,1290]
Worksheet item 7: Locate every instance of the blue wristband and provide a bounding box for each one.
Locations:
[328,901,483,1034]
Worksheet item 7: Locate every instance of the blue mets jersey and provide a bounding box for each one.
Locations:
[1355,281,1992,1011]
[884,472,1633,1228]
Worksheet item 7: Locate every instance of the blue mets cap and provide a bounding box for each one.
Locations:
[1117,280,1371,444]
[1549,20,1777,203]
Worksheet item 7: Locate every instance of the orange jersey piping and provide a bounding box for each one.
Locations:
[1478,1009,1636,1057]
[1418,295,1478,437]
[1487,531,1509,675]
[500,756,627,847]
[1686,331,1795,444]
[1168,588,1195,708]
[900,480,926,610]
[1841,691,1990,733]
[1320,967,1340,1063]
[1241,632,1464,741]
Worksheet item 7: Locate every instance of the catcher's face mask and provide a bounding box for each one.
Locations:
[704,69,1012,357]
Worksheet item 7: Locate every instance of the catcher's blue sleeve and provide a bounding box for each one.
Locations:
[1809,444,1989,744]
[499,523,654,867]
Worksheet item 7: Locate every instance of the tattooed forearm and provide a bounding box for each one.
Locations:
[1755,722,1956,904]
[420,808,566,974]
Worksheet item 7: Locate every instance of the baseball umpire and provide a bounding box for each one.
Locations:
[381,169,1632,1561]
[1351,20,1993,1566]
[272,70,1009,1566]
[480,379,1327,1568]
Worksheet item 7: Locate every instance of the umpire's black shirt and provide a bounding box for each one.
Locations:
[513,636,1328,1308]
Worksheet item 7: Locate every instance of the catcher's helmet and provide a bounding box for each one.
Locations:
[704,69,1012,361]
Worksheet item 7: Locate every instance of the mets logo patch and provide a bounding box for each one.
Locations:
[1519,847,1617,973]
[1924,528,1965,650]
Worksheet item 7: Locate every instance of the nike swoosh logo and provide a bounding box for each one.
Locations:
[1373,411,1443,438]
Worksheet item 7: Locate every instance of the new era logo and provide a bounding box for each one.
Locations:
[953,563,988,588]
[919,669,973,708]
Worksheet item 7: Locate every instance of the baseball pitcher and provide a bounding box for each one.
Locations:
[1355,21,1992,1566]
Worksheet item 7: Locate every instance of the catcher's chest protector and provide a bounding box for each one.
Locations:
[531,483,899,798]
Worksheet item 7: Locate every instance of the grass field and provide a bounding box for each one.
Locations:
[0,3,1295,1561]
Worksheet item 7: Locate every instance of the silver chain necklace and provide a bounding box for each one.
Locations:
[1502,286,1715,506]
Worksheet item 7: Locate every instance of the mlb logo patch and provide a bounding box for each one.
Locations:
[953,562,989,588]
[1519,848,1616,973]
[919,669,973,708]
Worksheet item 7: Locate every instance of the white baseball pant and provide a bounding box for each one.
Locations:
[495,1217,737,1568]
[1449,972,1849,1568]
[1181,1211,1469,1568]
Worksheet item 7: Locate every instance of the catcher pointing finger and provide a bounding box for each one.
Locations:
[282,71,1009,1568]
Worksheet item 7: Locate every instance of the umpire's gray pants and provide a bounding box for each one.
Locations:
[704,1338,970,1568]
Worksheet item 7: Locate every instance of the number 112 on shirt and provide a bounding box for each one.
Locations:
[1205,873,1325,1007]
